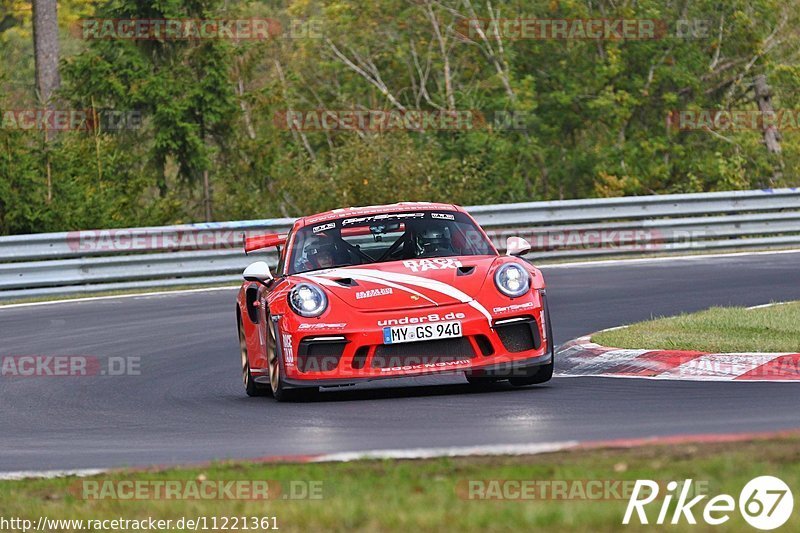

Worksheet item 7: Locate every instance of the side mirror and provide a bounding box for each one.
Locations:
[243,261,273,284]
[505,236,532,257]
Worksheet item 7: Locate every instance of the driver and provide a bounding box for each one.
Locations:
[415,224,455,257]
[307,242,337,269]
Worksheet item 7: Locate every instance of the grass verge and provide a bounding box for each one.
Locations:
[2,436,799,532]
[592,302,800,353]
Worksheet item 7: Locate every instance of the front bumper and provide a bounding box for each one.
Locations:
[277,297,551,386]
[282,350,552,388]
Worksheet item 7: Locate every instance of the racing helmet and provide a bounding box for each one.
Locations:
[416,225,453,256]
[307,241,338,269]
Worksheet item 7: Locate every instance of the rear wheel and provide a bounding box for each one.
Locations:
[239,318,271,397]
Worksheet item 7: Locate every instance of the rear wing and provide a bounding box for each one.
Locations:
[244,233,287,254]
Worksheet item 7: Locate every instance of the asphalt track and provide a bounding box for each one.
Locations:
[2,251,800,473]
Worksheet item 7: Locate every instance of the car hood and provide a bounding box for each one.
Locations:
[293,255,499,311]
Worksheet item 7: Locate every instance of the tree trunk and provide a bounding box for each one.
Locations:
[203,169,212,221]
[32,0,60,203]
[32,0,60,105]
[753,75,781,154]
[752,74,783,186]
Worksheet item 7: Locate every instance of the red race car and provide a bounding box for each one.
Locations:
[236,202,554,401]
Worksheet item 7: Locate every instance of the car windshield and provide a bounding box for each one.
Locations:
[288,210,496,274]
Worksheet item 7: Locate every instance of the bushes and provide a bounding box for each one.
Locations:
[1,0,798,234]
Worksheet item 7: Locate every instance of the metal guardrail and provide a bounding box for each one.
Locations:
[1,188,798,300]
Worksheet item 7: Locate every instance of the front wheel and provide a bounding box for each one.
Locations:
[267,320,317,402]
[508,359,554,386]
[509,296,555,387]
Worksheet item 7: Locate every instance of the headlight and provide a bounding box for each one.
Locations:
[494,263,530,298]
[288,283,328,317]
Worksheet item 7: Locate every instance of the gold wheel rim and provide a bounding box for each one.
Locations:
[239,325,249,388]
[268,323,279,393]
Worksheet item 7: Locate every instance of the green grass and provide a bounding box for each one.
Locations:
[2,437,800,532]
[593,302,800,353]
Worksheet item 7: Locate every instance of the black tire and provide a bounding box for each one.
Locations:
[509,297,555,387]
[508,359,554,386]
[267,320,318,402]
[239,317,271,397]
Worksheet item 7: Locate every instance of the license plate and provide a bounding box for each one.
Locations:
[382,321,462,344]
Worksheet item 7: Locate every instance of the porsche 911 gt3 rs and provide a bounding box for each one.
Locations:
[236,202,553,401]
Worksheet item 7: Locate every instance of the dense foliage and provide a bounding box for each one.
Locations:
[1,0,798,234]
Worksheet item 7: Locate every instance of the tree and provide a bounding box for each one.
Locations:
[32,0,59,102]
[31,0,60,202]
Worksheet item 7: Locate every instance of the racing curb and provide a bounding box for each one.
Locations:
[555,335,800,382]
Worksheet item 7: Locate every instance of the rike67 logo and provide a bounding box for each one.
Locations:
[624,476,793,530]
